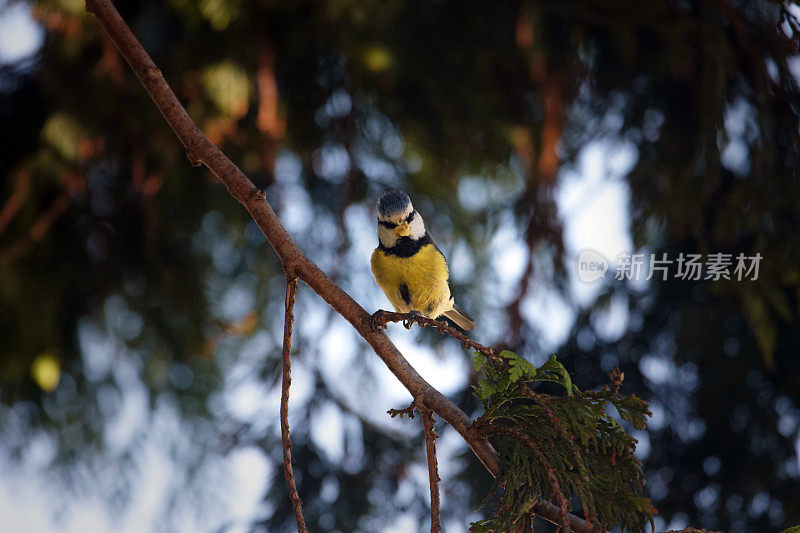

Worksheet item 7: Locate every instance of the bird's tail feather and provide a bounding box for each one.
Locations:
[443,304,475,331]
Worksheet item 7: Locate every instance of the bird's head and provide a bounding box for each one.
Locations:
[376,190,425,247]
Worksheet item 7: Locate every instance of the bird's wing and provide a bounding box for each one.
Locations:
[427,233,447,262]
[427,233,453,292]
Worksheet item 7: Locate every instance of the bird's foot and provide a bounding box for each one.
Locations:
[403,310,422,330]
[370,310,389,331]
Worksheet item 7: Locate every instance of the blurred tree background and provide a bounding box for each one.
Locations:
[1,0,799,531]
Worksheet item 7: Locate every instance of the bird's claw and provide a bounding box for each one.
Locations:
[403,310,422,329]
[370,310,388,331]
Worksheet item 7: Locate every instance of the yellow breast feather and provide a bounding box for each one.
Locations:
[370,243,453,319]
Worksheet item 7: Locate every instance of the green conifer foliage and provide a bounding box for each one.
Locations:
[471,352,654,532]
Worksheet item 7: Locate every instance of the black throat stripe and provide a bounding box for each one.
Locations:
[378,233,433,258]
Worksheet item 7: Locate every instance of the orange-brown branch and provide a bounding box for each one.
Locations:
[82,2,596,530]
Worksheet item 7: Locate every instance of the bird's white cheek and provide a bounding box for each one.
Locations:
[408,217,425,239]
[378,226,398,247]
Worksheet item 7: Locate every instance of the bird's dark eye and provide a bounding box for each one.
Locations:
[378,219,397,229]
[406,211,415,223]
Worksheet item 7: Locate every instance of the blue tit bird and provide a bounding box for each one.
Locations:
[370,190,475,330]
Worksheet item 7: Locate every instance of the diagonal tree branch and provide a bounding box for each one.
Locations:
[82,0,498,478]
[280,273,307,533]
[82,2,596,530]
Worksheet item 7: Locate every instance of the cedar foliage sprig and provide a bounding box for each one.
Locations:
[470,351,655,532]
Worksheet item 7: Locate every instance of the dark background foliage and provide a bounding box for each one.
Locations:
[0,0,799,531]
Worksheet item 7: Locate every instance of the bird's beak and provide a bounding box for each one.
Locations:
[394,222,410,237]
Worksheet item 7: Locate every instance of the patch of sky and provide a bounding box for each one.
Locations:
[275,149,303,184]
[21,431,57,470]
[391,334,468,396]
[169,363,194,391]
[313,143,351,183]
[703,455,722,476]
[590,293,629,342]
[295,290,333,339]
[78,318,117,382]
[721,98,757,178]
[42,373,76,422]
[233,330,271,365]
[666,512,689,531]
[694,483,721,511]
[558,139,636,307]
[487,212,528,302]
[104,294,145,341]
[632,429,650,460]
[320,475,340,503]
[342,415,367,474]
[748,491,770,518]
[642,108,665,142]
[0,1,43,65]
[221,446,271,524]
[648,400,667,431]
[211,236,242,275]
[639,354,675,385]
[788,55,800,84]
[448,238,475,284]
[311,402,346,463]
[381,130,405,159]
[343,202,381,297]
[356,149,402,183]
[774,396,800,437]
[521,287,575,353]
[456,173,524,214]
[319,322,357,378]
[278,179,313,235]
[381,513,417,533]
[104,366,149,452]
[325,88,352,118]
[363,114,389,143]
[219,277,256,322]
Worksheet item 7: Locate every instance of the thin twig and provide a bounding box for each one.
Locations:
[420,408,442,533]
[370,309,500,361]
[389,401,441,532]
[0,170,31,236]
[280,274,307,533]
[0,189,73,263]
[82,3,596,530]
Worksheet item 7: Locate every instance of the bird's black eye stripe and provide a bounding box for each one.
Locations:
[379,219,397,229]
[406,210,415,223]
